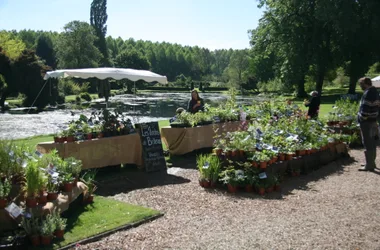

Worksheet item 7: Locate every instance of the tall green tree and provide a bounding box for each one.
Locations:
[56,21,102,69]
[36,34,56,68]
[90,0,109,66]
[115,49,150,93]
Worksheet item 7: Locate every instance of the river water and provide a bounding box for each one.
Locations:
[0,92,266,139]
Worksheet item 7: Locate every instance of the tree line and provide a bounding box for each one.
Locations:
[250,0,380,96]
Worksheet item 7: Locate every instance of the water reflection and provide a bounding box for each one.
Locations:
[0,92,266,139]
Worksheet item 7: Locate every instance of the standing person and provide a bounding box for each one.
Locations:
[304,91,321,119]
[187,89,204,114]
[357,77,380,171]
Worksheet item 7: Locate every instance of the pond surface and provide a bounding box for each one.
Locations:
[0,92,267,139]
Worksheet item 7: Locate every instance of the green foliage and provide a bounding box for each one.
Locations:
[80,92,92,101]
[0,178,11,198]
[24,160,44,197]
[81,170,97,195]
[40,215,55,236]
[91,0,109,66]
[21,216,40,236]
[56,21,103,69]
[0,31,26,60]
[196,154,221,182]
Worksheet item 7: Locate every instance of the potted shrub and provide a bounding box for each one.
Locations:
[81,170,98,203]
[208,155,221,187]
[46,179,60,202]
[21,216,40,247]
[23,161,42,208]
[196,154,212,187]
[61,173,75,193]
[255,179,266,196]
[219,168,240,193]
[257,152,270,169]
[245,168,259,193]
[64,157,82,185]
[0,178,11,209]
[40,217,55,246]
[51,210,67,239]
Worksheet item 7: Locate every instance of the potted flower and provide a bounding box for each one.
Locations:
[219,168,241,193]
[64,157,82,186]
[51,210,67,239]
[196,154,212,187]
[257,152,270,169]
[61,173,75,193]
[21,216,40,247]
[255,179,266,196]
[0,178,11,209]
[46,178,60,202]
[40,216,55,246]
[245,168,259,193]
[81,170,97,203]
[37,172,48,206]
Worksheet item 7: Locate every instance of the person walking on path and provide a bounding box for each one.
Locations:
[357,77,380,171]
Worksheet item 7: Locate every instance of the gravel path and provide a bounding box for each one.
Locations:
[78,148,380,250]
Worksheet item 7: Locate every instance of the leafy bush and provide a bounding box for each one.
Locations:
[80,92,92,101]
[58,79,81,95]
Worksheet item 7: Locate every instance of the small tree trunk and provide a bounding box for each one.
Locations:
[296,79,307,98]
[348,76,357,94]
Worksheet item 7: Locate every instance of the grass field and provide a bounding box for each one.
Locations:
[48,196,159,249]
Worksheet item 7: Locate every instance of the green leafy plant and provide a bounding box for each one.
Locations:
[81,170,98,197]
[0,178,11,198]
[24,161,43,198]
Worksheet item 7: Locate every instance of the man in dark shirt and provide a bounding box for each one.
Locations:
[305,91,321,118]
[357,77,380,171]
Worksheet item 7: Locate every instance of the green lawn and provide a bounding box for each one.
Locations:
[50,196,159,249]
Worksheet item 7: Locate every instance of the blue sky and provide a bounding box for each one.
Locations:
[0,0,264,50]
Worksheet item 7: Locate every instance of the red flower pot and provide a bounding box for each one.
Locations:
[203,181,211,188]
[227,184,237,193]
[279,154,285,161]
[54,137,59,143]
[26,197,37,208]
[274,185,281,192]
[252,161,258,168]
[40,235,52,246]
[245,185,253,192]
[0,198,7,209]
[86,133,92,140]
[266,186,274,193]
[66,136,75,142]
[29,235,40,247]
[258,187,266,196]
[63,182,73,192]
[260,161,267,169]
[47,192,58,201]
[54,230,65,239]
[286,154,293,161]
[38,194,47,205]
[215,149,222,156]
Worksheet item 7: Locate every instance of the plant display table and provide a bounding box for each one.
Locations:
[0,182,87,232]
[37,134,143,169]
[161,122,242,155]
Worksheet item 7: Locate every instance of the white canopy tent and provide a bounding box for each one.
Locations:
[43,67,168,84]
[28,68,168,113]
[371,75,380,88]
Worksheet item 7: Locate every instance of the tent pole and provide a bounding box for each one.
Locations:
[134,81,136,112]
[27,79,49,114]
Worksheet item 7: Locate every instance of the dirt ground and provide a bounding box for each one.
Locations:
[78,148,380,250]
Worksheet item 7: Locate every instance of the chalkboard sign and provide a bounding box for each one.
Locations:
[136,122,166,172]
